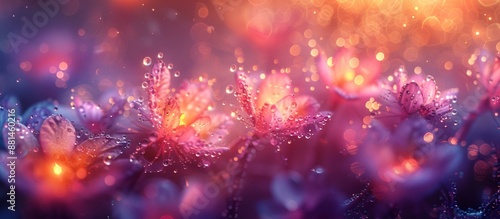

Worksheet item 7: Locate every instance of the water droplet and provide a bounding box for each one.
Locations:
[451,109,457,115]
[139,140,149,147]
[149,132,158,142]
[143,57,152,66]
[225,85,234,94]
[270,137,278,146]
[174,71,180,77]
[103,155,113,165]
[167,63,174,69]
[157,52,164,59]
[141,81,149,89]
[230,65,237,72]
[270,105,277,113]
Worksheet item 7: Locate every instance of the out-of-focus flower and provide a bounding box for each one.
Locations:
[376,67,457,122]
[113,178,181,219]
[317,49,381,100]
[455,52,500,143]
[258,171,342,219]
[234,72,331,146]
[477,54,500,110]
[359,117,461,201]
[130,62,233,172]
[0,114,137,216]
[73,95,126,134]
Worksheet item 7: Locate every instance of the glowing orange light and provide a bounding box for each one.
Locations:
[53,163,62,175]
[393,159,419,175]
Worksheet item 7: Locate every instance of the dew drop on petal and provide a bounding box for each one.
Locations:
[270,137,278,146]
[167,63,174,70]
[230,65,237,72]
[141,82,149,89]
[143,57,152,66]
[149,132,158,142]
[103,155,113,165]
[139,140,149,147]
[225,85,234,94]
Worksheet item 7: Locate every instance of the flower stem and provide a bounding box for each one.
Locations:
[223,137,257,218]
[455,98,488,143]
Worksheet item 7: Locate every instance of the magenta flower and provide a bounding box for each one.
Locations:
[359,117,461,201]
[130,62,232,172]
[234,72,331,145]
[378,67,457,121]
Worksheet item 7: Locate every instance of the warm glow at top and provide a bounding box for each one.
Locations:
[53,163,62,175]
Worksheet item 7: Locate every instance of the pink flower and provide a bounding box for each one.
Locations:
[131,62,232,172]
[378,67,457,120]
[234,72,331,145]
[317,49,381,100]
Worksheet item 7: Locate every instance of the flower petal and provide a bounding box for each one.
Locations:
[190,116,212,134]
[39,115,76,158]
[2,122,39,157]
[162,98,181,131]
[274,95,298,122]
[75,98,104,132]
[72,136,127,169]
[257,73,292,109]
[235,72,256,116]
[148,62,171,112]
[271,172,305,211]
[294,95,320,116]
[420,75,437,105]
[176,81,212,126]
[22,100,55,131]
[0,95,20,145]
[399,82,423,114]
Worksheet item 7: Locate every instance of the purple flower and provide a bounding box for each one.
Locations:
[359,117,461,201]
[377,67,457,121]
[113,178,181,219]
[258,171,342,219]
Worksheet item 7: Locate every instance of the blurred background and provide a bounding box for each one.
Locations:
[0,0,499,218]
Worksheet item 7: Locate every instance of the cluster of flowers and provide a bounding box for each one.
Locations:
[0,50,499,218]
